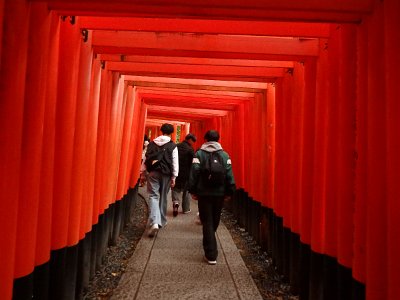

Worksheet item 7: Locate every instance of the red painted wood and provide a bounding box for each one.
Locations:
[336,24,357,269]
[41,0,371,23]
[266,84,276,208]
[289,62,305,234]
[130,99,147,186]
[35,11,60,267]
[103,73,124,208]
[311,39,329,254]
[299,59,316,245]
[365,3,388,299]
[353,18,368,286]
[0,0,4,68]
[51,17,81,250]
[323,25,339,259]
[116,84,135,199]
[80,17,331,38]
[82,56,101,235]
[68,20,93,245]
[92,31,319,58]
[92,67,110,223]
[107,61,286,81]
[0,0,30,297]
[385,0,400,298]
[14,2,51,278]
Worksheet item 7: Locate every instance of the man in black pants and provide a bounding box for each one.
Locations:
[189,130,236,264]
[171,133,197,216]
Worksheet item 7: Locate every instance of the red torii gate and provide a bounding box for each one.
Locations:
[1,1,399,300]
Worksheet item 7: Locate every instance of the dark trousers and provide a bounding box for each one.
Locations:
[198,196,224,261]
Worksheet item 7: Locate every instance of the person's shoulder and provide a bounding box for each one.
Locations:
[220,150,231,159]
[166,140,177,149]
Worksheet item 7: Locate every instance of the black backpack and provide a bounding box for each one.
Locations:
[145,141,176,175]
[201,150,226,187]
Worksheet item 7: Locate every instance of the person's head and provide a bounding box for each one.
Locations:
[160,123,174,136]
[184,133,197,146]
[204,130,220,142]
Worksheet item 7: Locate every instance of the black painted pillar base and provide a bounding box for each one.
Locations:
[33,262,50,300]
[49,248,67,299]
[13,273,33,300]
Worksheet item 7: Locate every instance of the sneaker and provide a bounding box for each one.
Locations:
[148,224,159,238]
[183,209,191,214]
[195,212,202,225]
[173,203,179,217]
[204,256,217,265]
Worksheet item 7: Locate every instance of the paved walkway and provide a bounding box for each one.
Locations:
[111,187,262,300]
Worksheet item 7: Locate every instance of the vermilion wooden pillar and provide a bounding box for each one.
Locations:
[92,66,109,224]
[68,21,93,246]
[311,38,330,256]
[309,38,330,300]
[323,25,340,263]
[385,0,400,298]
[130,100,147,186]
[366,3,388,299]
[353,16,368,288]
[14,2,51,280]
[336,24,357,271]
[0,0,4,64]
[125,86,141,189]
[246,95,256,198]
[0,0,30,298]
[299,59,316,247]
[112,77,128,201]
[82,56,101,235]
[104,72,124,209]
[116,83,135,200]
[289,62,305,236]
[266,84,275,208]
[35,11,60,269]
[51,16,81,250]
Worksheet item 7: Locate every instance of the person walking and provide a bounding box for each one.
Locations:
[171,133,197,216]
[144,124,178,237]
[189,130,235,264]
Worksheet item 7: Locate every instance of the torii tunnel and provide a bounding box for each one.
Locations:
[1,0,399,299]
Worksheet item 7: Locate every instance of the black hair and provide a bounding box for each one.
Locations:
[160,123,174,135]
[144,134,150,142]
[204,130,220,142]
[185,133,197,142]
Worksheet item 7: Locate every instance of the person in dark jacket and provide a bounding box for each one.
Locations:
[189,130,235,265]
[171,133,197,216]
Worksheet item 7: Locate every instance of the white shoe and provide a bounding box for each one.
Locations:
[148,224,159,238]
[195,212,202,225]
[204,256,217,265]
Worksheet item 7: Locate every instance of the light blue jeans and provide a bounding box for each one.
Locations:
[147,171,171,227]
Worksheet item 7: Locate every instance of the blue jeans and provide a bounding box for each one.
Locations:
[147,171,171,227]
[198,196,224,261]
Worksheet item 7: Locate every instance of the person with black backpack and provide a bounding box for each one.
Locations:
[188,130,236,264]
[144,123,178,237]
[171,133,197,216]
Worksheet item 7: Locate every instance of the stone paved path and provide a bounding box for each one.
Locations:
[111,187,262,300]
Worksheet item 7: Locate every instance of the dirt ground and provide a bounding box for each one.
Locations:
[83,196,298,300]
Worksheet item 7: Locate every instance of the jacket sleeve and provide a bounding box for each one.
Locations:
[224,153,236,195]
[188,151,201,194]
